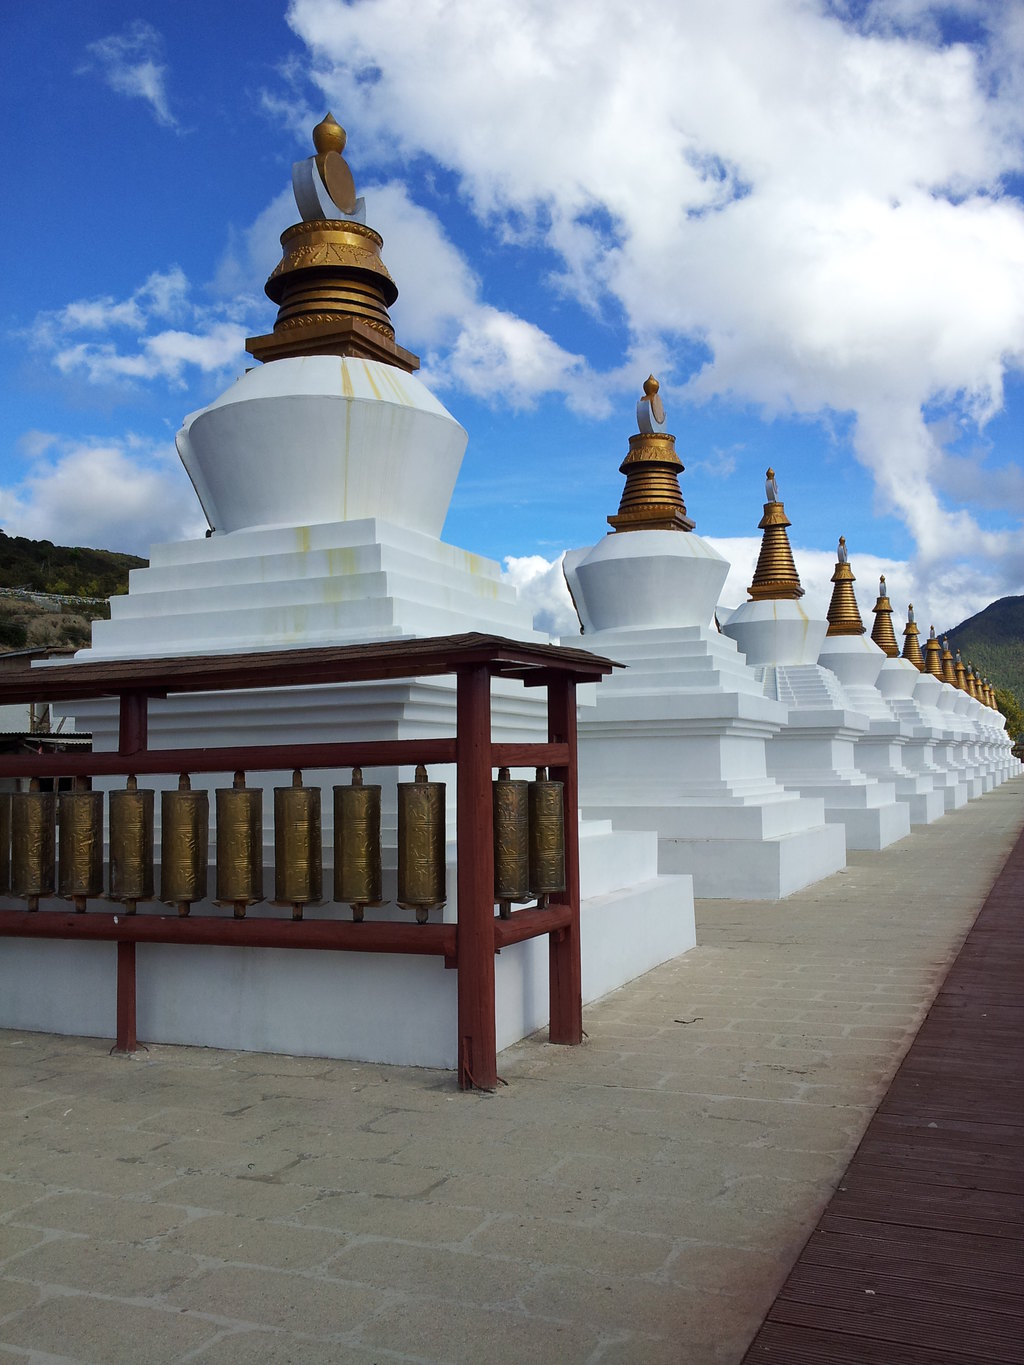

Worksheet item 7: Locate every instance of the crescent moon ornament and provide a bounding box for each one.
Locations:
[636,375,667,433]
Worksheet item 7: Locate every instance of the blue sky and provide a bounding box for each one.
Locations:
[2,0,1023,636]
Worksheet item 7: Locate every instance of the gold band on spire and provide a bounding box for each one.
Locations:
[246,117,419,371]
[747,468,804,600]
[869,574,899,657]
[608,378,695,532]
[902,603,924,670]
[940,637,956,686]
[924,628,943,677]
[825,537,865,636]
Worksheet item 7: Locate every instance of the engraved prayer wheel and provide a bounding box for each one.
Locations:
[58,780,103,910]
[109,775,154,912]
[0,792,11,895]
[274,769,322,919]
[216,771,263,917]
[333,767,382,921]
[493,766,529,918]
[528,767,565,905]
[11,780,55,909]
[161,774,209,916]
[397,763,446,923]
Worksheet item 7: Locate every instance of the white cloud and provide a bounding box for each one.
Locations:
[81,20,178,129]
[501,553,579,637]
[286,0,1024,590]
[0,438,207,555]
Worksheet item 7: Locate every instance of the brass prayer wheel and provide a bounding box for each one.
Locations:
[0,792,11,895]
[333,767,382,921]
[58,780,103,910]
[493,766,529,917]
[274,769,322,919]
[397,763,446,923]
[11,780,55,909]
[161,774,209,915]
[216,771,263,917]
[528,767,565,905]
[109,775,154,912]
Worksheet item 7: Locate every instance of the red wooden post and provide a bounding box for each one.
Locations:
[547,674,582,1045]
[455,663,497,1089]
[115,692,146,1053]
[114,939,138,1052]
[118,691,149,755]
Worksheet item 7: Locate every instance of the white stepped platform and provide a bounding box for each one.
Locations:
[568,627,846,899]
[760,663,910,851]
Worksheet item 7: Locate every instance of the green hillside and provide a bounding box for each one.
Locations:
[0,532,145,652]
[0,531,145,598]
[941,596,1024,698]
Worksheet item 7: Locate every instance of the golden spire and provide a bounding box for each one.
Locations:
[607,378,696,533]
[246,116,419,372]
[869,575,899,657]
[953,649,967,691]
[965,664,979,700]
[825,536,865,636]
[902,602,924,670]
[747,468,804,600]
[940,636,956,685]
[987,680,998,708]
[923,626,944,677]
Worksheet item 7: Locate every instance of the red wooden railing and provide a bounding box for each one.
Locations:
[0,633,616,1089]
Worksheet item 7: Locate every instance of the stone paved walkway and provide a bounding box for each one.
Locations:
[1,778,1022,1365]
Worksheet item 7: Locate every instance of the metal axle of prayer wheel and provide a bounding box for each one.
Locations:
[216,771,263,918]
[528,767,566,908]
[493,766,529,919]
[58,777,103,912]
[161,774,210,916]
[274,769,322,920]
[397,763,446,923]
[11,779,55,911]
[0,792,11,896]
[333,767,382,921]
[109,775,154,913]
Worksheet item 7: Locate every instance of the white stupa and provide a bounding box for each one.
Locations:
[4,117,695,1066]
[724,483,908,849]
[561,388,845,899]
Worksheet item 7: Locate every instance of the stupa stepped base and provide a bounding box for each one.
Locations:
[853,737,944,825]
[81,518,543,660]
[825,800,912,851]
[0,825,694,1068]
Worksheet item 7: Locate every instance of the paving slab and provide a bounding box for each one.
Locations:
[0,778,1021,1364]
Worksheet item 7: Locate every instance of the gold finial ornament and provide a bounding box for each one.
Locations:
[940,637,956,685]
[966,664,979,700]
[902,603,924,669]
[747,467,804,600]
[869,575,899,657]
[608,377,695,532]
[825,537,865,636]
[953,650,967,691]
[923,627,943,677]
[247,116,419,371]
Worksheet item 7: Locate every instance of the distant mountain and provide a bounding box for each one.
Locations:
[0,532,146,651]
[941,595,1024,699]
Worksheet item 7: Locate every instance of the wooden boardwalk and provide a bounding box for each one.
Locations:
[742,820,1024,1364]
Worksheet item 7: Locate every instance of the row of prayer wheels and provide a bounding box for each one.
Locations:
[0,765,565,923]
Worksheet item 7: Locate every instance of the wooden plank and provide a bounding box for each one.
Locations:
[745,1321,1002,1365]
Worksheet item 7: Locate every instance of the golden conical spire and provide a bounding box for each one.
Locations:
[608,378,695,533]
[902,603,924,669]
[923,626,944,677]
[869,575,899,657]
[747,468,804,600]
[246,116,419,372]
[953,649,967,691]
[825,537,865,636]
[940,636,956,685]
[966,664,979,700]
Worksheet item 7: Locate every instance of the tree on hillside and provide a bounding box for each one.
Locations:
[994,687,1024,741]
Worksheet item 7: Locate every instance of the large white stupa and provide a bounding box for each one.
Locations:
[561,388,845,899]
[3,118,695,1066]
